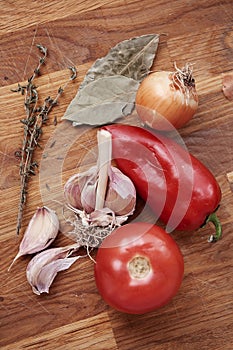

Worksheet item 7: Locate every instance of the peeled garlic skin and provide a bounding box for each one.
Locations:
[105,167,136,216]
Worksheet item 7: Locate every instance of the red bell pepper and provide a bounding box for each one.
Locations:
[103,124,222,242]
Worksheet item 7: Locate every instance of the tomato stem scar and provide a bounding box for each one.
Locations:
[128,256,151,279]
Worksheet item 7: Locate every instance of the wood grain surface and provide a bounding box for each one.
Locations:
[1,1,233,349]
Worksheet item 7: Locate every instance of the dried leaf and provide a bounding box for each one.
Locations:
[222,72,233,100]
[62,75,139,126]
[79,33,159,89]
[62,33,159,126]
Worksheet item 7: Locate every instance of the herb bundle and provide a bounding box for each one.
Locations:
[13,44,77,235]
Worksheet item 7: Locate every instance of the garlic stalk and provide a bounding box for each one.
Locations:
[9,206,59,270]
[26,244,81,295]
[95,129,112,210]
[64,129,136,229]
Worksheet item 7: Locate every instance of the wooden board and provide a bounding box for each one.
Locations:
[1,1,233,349]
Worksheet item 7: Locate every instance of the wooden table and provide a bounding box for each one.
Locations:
[1,1,233,349]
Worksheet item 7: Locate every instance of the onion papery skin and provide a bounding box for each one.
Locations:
[135,71,198,131]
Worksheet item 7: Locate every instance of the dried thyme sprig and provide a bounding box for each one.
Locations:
[14,44,77,235]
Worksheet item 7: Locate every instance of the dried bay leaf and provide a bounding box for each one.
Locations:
[62,75,139,126]
[79,33,160,89]
[62,34,159,126]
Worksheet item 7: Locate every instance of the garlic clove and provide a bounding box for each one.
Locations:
[9,206,59,269]
[64,173,83,209]
[105,166,136,216]
[26,244,80,295]
[80,167,98,213]
[64,166,97,213]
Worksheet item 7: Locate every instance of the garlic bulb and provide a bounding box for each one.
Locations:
[9,206,59,270]
[26,244,80,295]
[64,130,136,228]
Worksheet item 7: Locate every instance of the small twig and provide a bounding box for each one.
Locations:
[16,45,47,235]
[69,66,77,81]
[14,45,77,235]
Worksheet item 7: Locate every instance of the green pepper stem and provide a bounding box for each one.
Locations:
[205,212,222,243]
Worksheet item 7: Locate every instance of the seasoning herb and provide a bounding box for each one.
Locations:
[78,33,159,90]
[63,75,140,126]
[62,33,159,126]
[13,44,77,235]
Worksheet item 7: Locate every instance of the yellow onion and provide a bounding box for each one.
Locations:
[135,63,198,130]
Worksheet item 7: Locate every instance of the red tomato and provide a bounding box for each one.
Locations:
[94,222,184,314]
